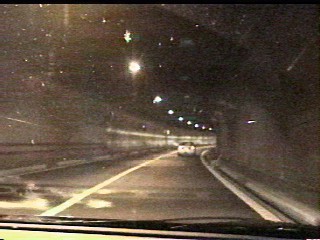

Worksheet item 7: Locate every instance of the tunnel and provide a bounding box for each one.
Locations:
[1,4,319,227]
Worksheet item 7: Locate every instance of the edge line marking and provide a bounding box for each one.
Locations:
[200,150,282,222]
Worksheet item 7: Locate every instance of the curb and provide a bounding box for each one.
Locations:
[219,164,320,226]
[200,150,291,223]
[200,150,320,226]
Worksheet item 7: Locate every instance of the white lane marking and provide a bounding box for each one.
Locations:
[200,150,282,222]
[40,150,177,216]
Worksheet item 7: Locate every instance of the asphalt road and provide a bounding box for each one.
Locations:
[0,149,262,221]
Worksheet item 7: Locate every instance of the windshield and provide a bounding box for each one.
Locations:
[1,3,319,234]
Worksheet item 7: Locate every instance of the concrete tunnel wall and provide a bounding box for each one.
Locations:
[213,95,319,224]
[211,6,319,220]
[0,96,215,172]
[216,98,319,191]
[0,103,215,147]
[1,80,215,148]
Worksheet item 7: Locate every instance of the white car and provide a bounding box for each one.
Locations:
[177,142,196,156]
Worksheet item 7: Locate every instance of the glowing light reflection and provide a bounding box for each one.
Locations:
[129,61,141,73]
[0,198,48,210]
[86,199,113,209]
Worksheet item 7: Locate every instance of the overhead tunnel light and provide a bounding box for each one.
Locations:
[129,61,141,73]
[153,96,163,103]
[247,120,256,124]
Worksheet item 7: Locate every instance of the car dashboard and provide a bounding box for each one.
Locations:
[0,222,317,240]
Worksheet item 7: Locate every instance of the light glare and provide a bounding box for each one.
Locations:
[247,120,256,124]
[124,30,132,43]
[153,96,163,103]
[129,61,141,73]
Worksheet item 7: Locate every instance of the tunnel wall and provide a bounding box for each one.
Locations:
[213,17,319,218]
[217,99,319,190]
[0,100,215,172]
[212,96,320,224]
[0,106,214,147]
[215,93,319,218]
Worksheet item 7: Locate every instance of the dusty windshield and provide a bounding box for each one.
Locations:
[1,4,319,228]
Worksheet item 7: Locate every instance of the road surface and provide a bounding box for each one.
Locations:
[0,148,262,220]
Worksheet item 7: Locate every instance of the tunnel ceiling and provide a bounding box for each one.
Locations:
[154,4,319,117]
[160,4,318,73]
[2,4,318,131]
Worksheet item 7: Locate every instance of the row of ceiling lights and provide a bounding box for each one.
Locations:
[153,96,213,131]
